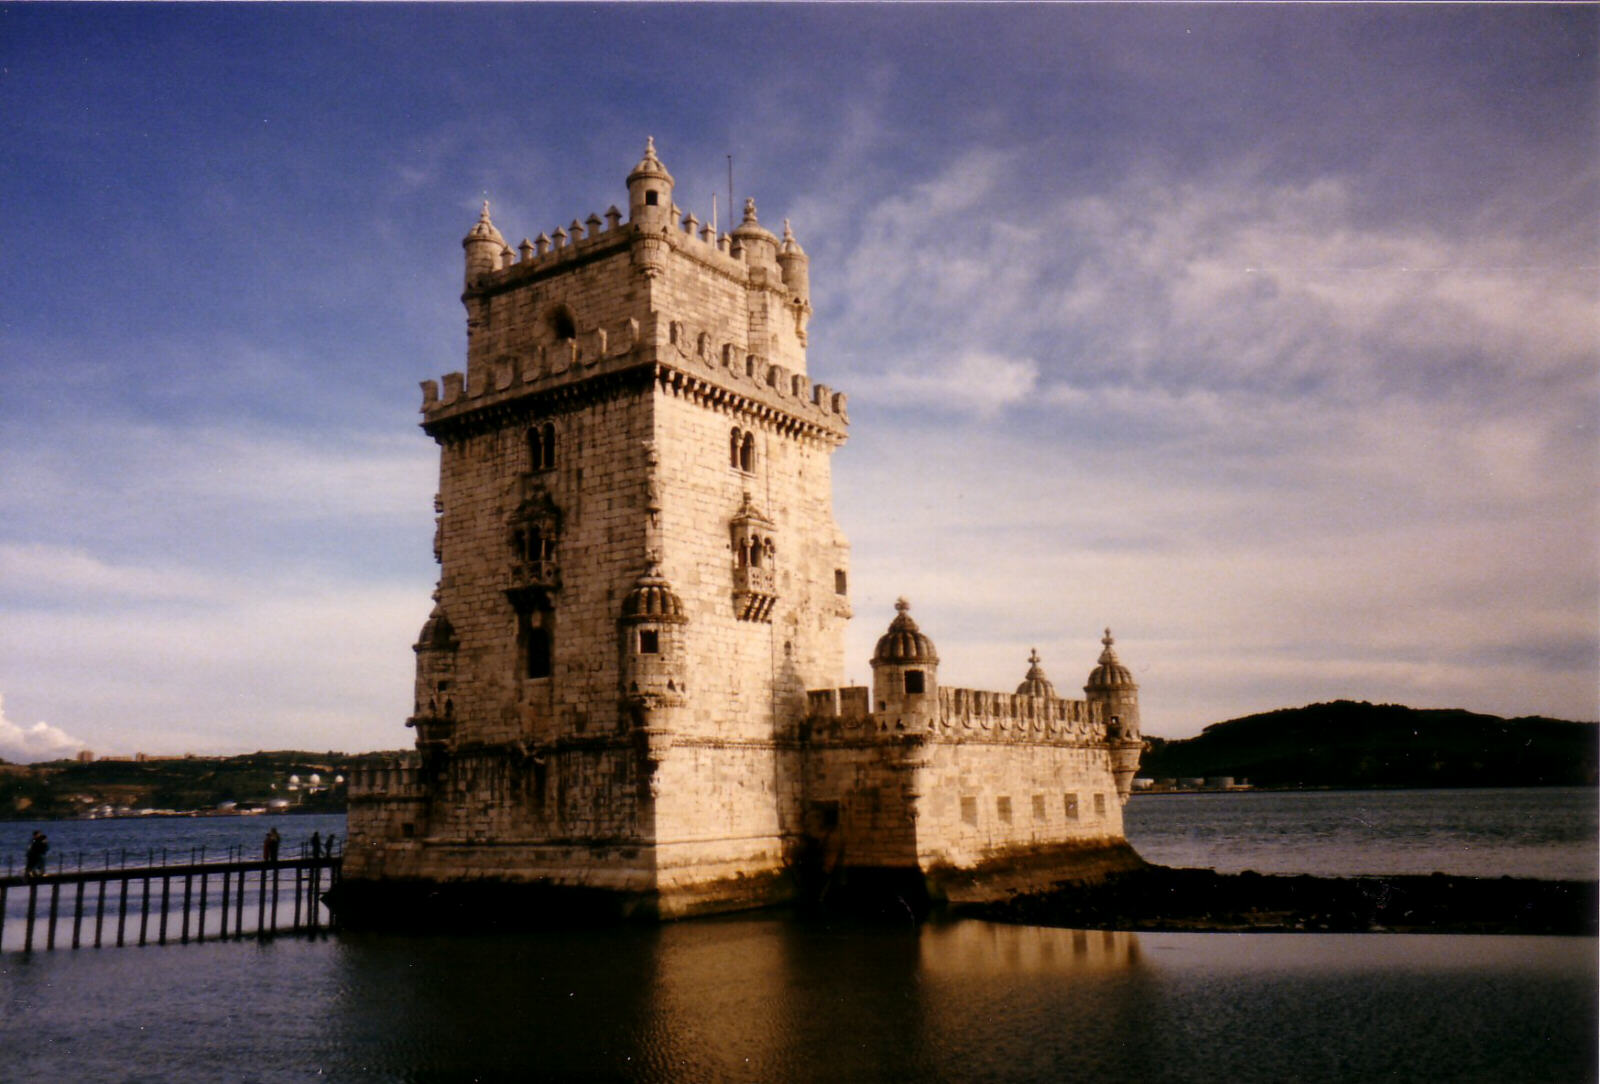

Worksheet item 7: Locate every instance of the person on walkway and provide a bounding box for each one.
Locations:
[24,830,49,879]
[309,831,322,859]
[324,832,337,856]
[263,827,280,862]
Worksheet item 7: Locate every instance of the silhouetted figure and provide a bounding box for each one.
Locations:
[263,827,281,862]
[24,831,48,879]
[309,831,322,859]
[325,833,337,857]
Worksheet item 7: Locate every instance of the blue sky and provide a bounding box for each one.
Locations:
[1,4,1595,758]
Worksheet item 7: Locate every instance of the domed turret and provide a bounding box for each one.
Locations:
[1084,629,1142,803]
[873,598,939,667]
[871,598,939,724]
[626,136,675,230]
[621,562,686,622]
[1015,649,1056,699]
[731,197,779,268]
[1085,629,1135,691]
[463,201,511,283]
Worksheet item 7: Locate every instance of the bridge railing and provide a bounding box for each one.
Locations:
[0,854,342,954]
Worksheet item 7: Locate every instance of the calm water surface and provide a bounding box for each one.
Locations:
[1,794,1595,1080]
[1125,786,1598,879]
[0,918,1593,1082]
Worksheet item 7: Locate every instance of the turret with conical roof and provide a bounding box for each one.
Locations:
[462,200,512,284]
[626,136,675,232]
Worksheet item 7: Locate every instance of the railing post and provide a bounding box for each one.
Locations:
[256,865,267,937]
[197,872,209,942]
[46,882,60,950]
[95,879,107,947]
[180,874,193,943]
[219,868,232,939]
[158,875,171,945]
[72,880,86,948]
[116,877,129,946]
[25,881,39,952]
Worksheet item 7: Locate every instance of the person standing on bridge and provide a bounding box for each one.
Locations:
[309,831,322,859]
[263,827,280,862]
[24,830,48,879]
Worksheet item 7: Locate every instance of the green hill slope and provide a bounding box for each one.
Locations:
[1141,701,1598,788]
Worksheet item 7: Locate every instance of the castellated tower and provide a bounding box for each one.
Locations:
[343,141,1141,923]
[344,139,853,918]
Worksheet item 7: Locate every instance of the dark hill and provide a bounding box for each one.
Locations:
[1141,701,1598,788]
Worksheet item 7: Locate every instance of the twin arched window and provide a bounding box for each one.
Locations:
[736,534,775,569]
[729,427,755,472]
[528,423,557,472]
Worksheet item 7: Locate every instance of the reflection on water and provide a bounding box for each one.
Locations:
[2,917,1591,1082]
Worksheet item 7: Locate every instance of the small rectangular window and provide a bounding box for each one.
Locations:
[1064,794,1079,821]
[1032,794,1047,821]
[903,670,925,694]
[400,822,415,838]
[996,796,1012,824]
[1094,793,1107,816]
[638,629,659,654]
[835,569,848,595]
[960,796,978,826]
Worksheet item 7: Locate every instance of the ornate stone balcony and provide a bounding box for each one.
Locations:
[506,558,561,593]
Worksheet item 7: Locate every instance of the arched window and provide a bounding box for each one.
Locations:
[748,535,762,568]
[546,306,576,341]
[520,609,552,679]
[739,432,755,472]
[730,427,742,469]
[737,537,749,568]
[528,423,556,471]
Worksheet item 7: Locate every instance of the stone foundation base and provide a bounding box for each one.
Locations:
[925,840,1148,906]
[331,867,798,929]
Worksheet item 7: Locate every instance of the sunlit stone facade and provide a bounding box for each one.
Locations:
[343,141,1142,919]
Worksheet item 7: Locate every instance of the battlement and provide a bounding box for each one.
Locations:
[805,684,1106,745]
[466,206,631,294]
[420,307,849,438]
[348,754,427,801]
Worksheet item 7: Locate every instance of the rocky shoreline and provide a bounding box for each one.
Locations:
[959,865,1599,935]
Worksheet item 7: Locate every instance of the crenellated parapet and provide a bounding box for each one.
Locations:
[419,311,850,444]
[348,754,428,803]
[804,683,1106,746]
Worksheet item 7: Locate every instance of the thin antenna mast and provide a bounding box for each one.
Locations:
[727,154,734,228]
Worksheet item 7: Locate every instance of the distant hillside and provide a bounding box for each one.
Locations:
[1141,702,1598,788]
[0,750,397,820]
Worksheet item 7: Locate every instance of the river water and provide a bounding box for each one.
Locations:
[0,791,1594,1081]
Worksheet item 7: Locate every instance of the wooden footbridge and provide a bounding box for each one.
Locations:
[0,850,341,953]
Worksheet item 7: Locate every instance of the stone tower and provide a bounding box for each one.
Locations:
[344,139,853,918]
[343,141,1144,924]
